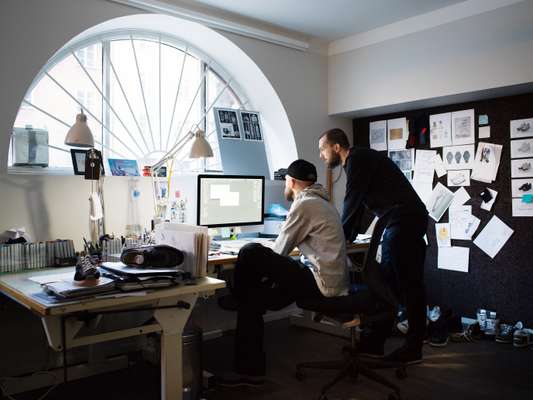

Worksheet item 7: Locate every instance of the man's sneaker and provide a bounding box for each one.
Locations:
[513,327,531,348]
[74,256,100,281]
[383,346,422,365]
[496,322,522,344]
[215,372,265,387]
[120,245,184,268]
[427,305,441,322]
[396,320,409,335]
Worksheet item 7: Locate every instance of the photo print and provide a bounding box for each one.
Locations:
[369,120,387,151]
[510,138,533,159]
[447,170,471,187]
[471,142,502,183]
[429,112,452,148]
[214,107,242,140]
[240,111,263,141]
[451,109,475,145]
[387,117,408,150]
[427,182,454,222]
[511,158,533,178]
[511,178,533,198]
[510,117,533,139]
[442,144,475,170]
[388,148,414,172]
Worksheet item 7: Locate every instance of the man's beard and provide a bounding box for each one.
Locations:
[327,152,341,168]
[284,187,294,202]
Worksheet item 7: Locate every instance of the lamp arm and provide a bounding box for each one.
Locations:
[151,132,193,171]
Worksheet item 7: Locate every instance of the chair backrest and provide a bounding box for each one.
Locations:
[361,207,400,311]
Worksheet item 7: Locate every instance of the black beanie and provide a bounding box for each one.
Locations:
[286,159,317,182]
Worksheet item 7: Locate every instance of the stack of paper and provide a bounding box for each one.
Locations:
[43,277,116,299]
[155,223,209,278]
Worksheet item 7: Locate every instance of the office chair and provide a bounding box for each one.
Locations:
[295,207,406,400]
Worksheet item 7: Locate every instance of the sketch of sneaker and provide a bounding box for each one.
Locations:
[519,182,532,191]
[518,142,531,153]
[517,122,531,132]
[518,162,531,172]
[451,175,466,185]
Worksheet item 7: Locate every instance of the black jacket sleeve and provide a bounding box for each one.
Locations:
[341,151,373,242]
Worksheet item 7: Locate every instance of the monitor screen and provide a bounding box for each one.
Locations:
[197,174,265,227]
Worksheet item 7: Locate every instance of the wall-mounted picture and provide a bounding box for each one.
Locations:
[443,144,475,170]
[447,170,471,187]
[512,198,533,217]
[511,178,533,198]
[471,142,502,183]
[70,149,105,176]
[511,158,533,178]
[451,109,475,145]
[429,112,452,148]
[240,111,263,141]
[214,107,242,140]
[387,117,408,150]
[427,182,454,222]
[369,120,387,151]
[510,117,533,139]
[510,138,533,159]
[108,159,140,176]
[388,148,414,172]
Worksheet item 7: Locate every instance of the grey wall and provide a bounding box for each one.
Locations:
[329,0,533,116]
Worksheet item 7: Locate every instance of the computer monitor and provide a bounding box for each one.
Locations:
[197,174,265,227]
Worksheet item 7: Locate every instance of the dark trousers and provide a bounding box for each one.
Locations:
[232,242,323,376]
[381,213,428,352]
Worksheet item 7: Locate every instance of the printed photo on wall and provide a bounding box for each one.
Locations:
[214,108,242,140]
[451,109,475,145]
[387,117,408,150]
[510,138,533,159]
[442,144,475,170]
[369,120,387,151]
[388,148,414,172]
[240,111,263,141]
[510,117,533,139]
[429,112,452,148]
[427,182,454,222]
[108,159,140,176]
[511,158,533,178]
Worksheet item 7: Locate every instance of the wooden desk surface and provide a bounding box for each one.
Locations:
[207,241,369,266]
[0,267,225,317]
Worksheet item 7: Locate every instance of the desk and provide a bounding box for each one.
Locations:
[0,267,225,400]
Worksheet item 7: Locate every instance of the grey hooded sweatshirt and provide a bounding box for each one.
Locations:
[273,183,349,297]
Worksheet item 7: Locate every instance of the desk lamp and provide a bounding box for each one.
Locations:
[65,110,105,244]
[151,127,213,222]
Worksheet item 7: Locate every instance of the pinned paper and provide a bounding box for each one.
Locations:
[479,126,490,138]
[479,115,489,125]
[473,216,513,258]
[522,194,533,203]
[433,154,447,178]
[438,246,469,273]
[451,187,470,207]
[449,206,480,240]
[480,189,498,211]
[435,223,451,247]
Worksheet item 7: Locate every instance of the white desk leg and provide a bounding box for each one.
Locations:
[154,294,197,400]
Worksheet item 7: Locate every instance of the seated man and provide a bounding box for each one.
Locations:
[218,159,349,386]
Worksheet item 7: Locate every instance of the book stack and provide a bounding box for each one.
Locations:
[100,262,187,291]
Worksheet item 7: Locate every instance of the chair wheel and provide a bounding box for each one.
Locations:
[395,366,407,380]
[388,392,402,400]
[295,370,306,381]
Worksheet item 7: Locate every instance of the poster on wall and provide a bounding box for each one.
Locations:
[442,144,475,170]
[510,117,533,139]
[429,112,452,148]
[512,199,533,217]
[511,178,533,197]
[451,109,475,145]
[447,170,471,187]
[369,120,387,151]
[510,138,533,159]
[427,183,454,222]
[510,158,533,178]
[471,142,503,183]
[388,148,414,172]
[239,111,263,141]
[387,117,408,150]
[214,108,242,140]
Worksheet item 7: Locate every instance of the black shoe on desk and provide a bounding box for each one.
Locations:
[384,346,423,365]
[120,245,184,268]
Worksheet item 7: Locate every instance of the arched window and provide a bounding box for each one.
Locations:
[9,31,245,174]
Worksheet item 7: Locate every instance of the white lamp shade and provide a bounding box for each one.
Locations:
[65,112,94,147]
[189,129,214,158]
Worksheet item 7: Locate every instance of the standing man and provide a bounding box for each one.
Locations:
[318,128,428,364]
[217,159,349,386]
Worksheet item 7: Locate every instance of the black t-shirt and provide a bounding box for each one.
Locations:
[342,147,428,242]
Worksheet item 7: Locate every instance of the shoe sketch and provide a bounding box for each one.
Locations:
[517,122,531,132]
[451,174,466,185]
[481,147,491,163]
[517,142,531,153]
[455,151,462,164]
[519,182,532,191]
[463,151,470,163]
[518,162,531,172]
[446,152,453,164]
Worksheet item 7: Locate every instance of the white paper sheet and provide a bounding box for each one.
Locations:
[29,272,74,284]
[510,118,533,139]
[471,142,503,183]
[479,126,491,139]
[412,180,433,205]
[433,154,447,178]
[389,148,414,171]
[447,170,471,187]
[451,187,470,207]
[449,206,479,240]
[438,246,469,273]
[89,192,104,221]
[511,178,533,197]
[451,109,475,145]
[442,144,475,170]
[413,150,435,181]
[512,198,533,217]
[369,120,388,151]
[473,216,513,258]
[510,158,533,178]
[427,183,454,222]
[435,223,451,247]
[480,188,498,211]
[510,138,533,159]
[429,112,452,148]
[387,117,408,150]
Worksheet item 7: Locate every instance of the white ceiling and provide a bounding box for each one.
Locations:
[190,0,465,40]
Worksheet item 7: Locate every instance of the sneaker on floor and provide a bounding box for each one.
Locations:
[120,245,184,268]
[215,372,265,388]
[383,346,422,365]
[496,322,522,344]
[513,327,530,348]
